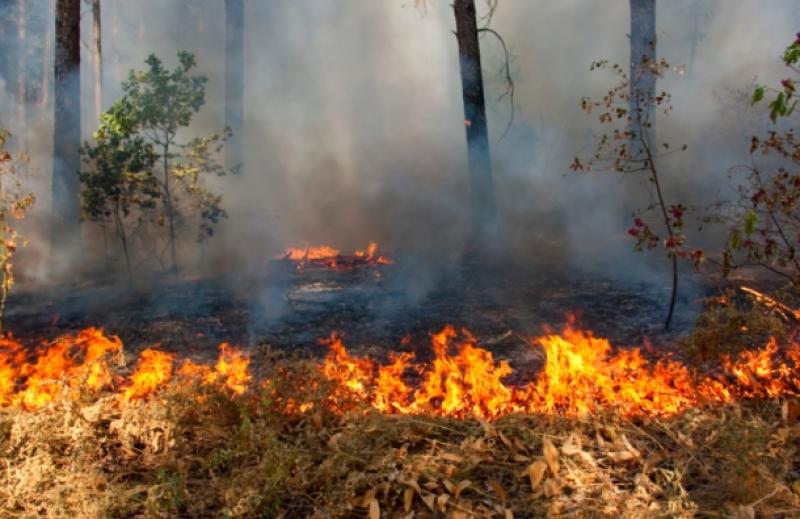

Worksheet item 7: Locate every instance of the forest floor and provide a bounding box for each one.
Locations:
[2,259,799,517]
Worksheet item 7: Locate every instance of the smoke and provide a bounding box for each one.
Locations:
[4,0,800,297]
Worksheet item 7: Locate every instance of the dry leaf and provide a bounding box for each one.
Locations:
[528,460,548,490]
[361,488,377,507]
[489,479,507,504]
[451,512,468,519]
[369,498,380,519]
[607,451,636,463]
[436,493,450,512]
[455,479,472,498]
[403,486,414,512]
[782,399,800,424]
[620,434,641,458]
[543,437,560,475]
[543,478,562,497]
[504,508,514,519]
[441,452,465,463]
[420,492,436,511]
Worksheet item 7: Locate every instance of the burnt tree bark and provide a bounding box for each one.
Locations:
[53,0,81,256]
[629,0,656,151]
[224,0,244,172]
[453,0,496,244]
[89,0,101,120]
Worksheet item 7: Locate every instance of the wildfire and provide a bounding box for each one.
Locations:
[319,320,800,419]
[277,242,392,271]
[0,330,250,409]
[0,318,797,419]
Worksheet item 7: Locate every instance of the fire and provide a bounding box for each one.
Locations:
[320,321,800,419]
[277,242,392,271]
[0,317,797,419]
[0,329,250,409]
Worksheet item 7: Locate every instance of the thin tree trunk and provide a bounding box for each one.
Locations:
[453,0,496,244]
[629,0,656,151]
[40,0,52,111]
[52,0,82,258]
[90,0,101,120]
[15,0,25,134]
[224,0,244,173]
[162,140,177,274]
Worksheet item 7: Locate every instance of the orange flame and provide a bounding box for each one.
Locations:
[278,242,392,271]
[321,321,800,419]
[0,318,797,419]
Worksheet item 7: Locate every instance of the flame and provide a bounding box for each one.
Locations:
[278,242,392,271]
[321,321,800,419]
[0,317,797,419]
[0,329,250,408]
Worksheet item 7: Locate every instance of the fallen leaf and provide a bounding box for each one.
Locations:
[436,493,449,512]
[782,399,800,425]
[489,479,507,504]
[528,460,548,490]
[369,498,380,519]
[543,438,560,475]
[455,479,471,498]
[420,492,436,511]
[607,451,636,463]
[543,478,562,497]
[403,487,414,512]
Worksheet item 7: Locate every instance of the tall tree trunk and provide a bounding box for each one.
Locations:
[15,0,25,133]
[90,0,101,120]
[0,0,20,120]
[24,0,46,110]
[52,0,81,258]
[453,0,496,244]
[224,0,244,173]
[629,0,656,151]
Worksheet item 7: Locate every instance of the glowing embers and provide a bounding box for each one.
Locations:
[277,242,392,271]
[320,321,800,419]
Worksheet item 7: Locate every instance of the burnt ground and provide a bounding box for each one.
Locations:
[4,255,711,372]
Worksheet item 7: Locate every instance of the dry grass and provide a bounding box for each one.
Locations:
[0,354,799,519]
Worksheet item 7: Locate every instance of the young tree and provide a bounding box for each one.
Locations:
[53,0,82,258]
[722,34,800,286]
[0,129,35,330]
[224,0,244,173]
[453,0,496,244]
[81,52,231,276]
[572,59,698,330]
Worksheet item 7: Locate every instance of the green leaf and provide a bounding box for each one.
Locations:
[744,210,758,235]
[752,85,765,105]
[728,229,742,250]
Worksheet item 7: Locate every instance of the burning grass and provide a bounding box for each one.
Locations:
[0,320,799,517]
[277,242,392,271]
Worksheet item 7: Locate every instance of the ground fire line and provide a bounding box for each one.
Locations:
[0,318,797,418]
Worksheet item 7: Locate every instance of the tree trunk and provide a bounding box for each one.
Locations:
[52,0,81,258]
[90,0,101,120]
[23,0,46,110]
[453,0,496,244]
[629,0,656,151]
[15,0,25,133]
[224,0,244,173]
[0,0,20,120]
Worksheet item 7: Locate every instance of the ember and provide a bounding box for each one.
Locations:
[277,242,392,271]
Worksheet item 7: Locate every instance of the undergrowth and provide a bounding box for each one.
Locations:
[0,355,799,518]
